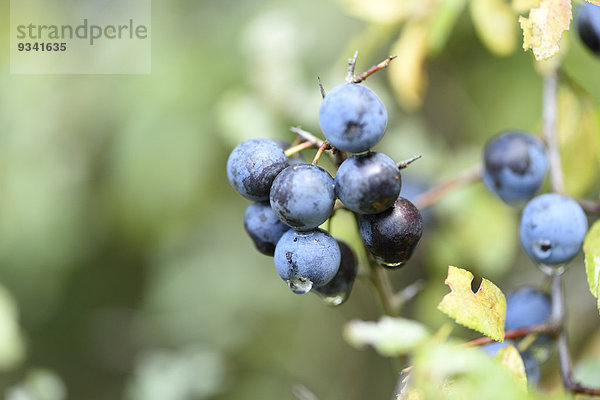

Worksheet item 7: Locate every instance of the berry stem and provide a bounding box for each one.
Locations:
[543,70,566,195]
[353,210,398,317]
[413,164,483,210]
[290,126,348,166]
[284,140,315,157]
[368,255,397,316]
[353,55,397,84]
[289,126,325,147]
[312,141,330,165]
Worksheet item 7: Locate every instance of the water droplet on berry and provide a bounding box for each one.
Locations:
[316,293,347,306]
[376,257,404,268]
[287,276,313,294]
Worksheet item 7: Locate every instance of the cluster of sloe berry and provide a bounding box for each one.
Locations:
[482,130,588,272]
[227,80,423,304]
[481,2,598,274]
[482,129,589,383]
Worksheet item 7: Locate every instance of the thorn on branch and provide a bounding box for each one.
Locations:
[346,50,359,84]
[317,76,326,99]
[397,155,422,170]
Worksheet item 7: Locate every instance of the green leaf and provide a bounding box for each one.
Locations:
[438,266,506,341]
[343,317,430,356]
[519,0,572,60]
[583,220,600,315]
[495,345,527,389]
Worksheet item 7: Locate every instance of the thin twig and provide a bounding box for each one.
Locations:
[317,76,326,99]
[545,67,600,394]
[353,56,397,84]
[543,70,565,194]
[462,320,561,347]
[391,279,426,311]
[577,198,600,214]
[412,164,483,210]
[346,50,359,84]
[397,155,422,170]
[552,273,575,389]
[285,140,314,157]
[549,273,600,395]
[569,382,600,396]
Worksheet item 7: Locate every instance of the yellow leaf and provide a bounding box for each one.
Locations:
[438,266,506,341]
[519,0,572,60]
[389,21,429,111]
[586,0,600,6]
[470,0,518,56]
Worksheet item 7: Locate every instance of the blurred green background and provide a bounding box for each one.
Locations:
[1,0,599,399]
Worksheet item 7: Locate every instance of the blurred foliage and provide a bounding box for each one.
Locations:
[5,369,66,400]
[584,220,600,314]
[0,0,598,398]
[344,317,430,356]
